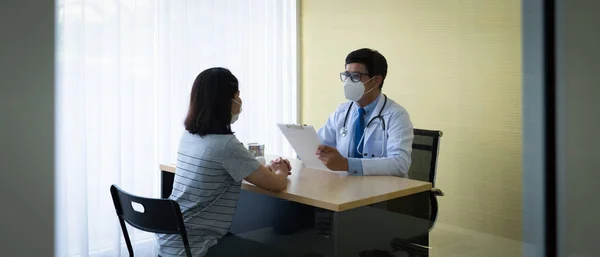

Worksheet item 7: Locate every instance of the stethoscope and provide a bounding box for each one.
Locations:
[339,94,388,157]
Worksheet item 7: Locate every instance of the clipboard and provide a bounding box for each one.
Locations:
[276,123,332,172]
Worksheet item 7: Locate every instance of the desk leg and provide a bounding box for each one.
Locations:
[332,191,430,257]
[161,170,175,199]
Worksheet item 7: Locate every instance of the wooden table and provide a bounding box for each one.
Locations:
[160,157,431,212]
[160,155,433,256]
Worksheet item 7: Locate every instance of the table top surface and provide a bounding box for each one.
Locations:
[160,155,432,212]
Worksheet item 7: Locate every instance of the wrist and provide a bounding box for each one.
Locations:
[343,158,349,171]
[274,169,288,176]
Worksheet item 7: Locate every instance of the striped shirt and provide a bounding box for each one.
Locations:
[157,132,259,257]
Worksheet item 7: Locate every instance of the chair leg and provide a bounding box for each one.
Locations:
[180,232,193,257]
[118,216,135,257]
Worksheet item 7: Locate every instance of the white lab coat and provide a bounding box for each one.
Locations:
[317,93,414,177]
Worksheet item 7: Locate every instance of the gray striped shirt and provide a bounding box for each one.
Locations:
[157,132,259,257]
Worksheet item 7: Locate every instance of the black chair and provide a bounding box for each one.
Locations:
[390,128,444,257]
[110,184,192,257]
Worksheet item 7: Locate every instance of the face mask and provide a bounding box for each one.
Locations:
[231,99,242,124]
[343,77,376,102]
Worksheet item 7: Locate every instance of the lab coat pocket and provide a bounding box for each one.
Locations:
[364,140,384,158]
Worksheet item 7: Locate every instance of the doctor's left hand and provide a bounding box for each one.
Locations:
[316,145,349,172]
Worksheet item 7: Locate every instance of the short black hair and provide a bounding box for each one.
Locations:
[184,67,239,136]
[345,48,388,89]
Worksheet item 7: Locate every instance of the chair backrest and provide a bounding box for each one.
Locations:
[408,129,443,187]
[407,129,443,232]
[110,184,191,257]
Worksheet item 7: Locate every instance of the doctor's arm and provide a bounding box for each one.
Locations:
[361,110,414,177]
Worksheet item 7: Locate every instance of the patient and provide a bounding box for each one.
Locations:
[157,67,291,257]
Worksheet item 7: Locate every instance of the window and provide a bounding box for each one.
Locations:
[55,0,297,255]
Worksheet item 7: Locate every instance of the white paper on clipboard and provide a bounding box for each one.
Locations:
[276,123,332,172]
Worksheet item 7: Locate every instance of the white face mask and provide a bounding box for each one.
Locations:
[231,99,242,124]
[343,77,376,102]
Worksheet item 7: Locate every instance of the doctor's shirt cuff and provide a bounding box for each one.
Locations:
[347,158,364,176]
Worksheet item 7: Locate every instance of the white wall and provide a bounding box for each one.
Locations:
[0,0,55,256]
[557,0,600,256]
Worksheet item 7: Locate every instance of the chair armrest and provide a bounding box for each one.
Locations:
[432,187,444,196]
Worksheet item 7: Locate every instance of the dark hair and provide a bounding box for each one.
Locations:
[184,67,239,136]
[345,48,388,89]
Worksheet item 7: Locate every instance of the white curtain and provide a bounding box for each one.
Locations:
[55,0,298,256]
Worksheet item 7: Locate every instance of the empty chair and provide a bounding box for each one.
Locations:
[110,184,192,257]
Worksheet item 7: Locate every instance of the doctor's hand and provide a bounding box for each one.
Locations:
[316,145,349,172]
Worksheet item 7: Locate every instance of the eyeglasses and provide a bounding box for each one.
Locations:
[340,71,370,82]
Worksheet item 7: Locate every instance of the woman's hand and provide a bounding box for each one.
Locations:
[270,157,292,175]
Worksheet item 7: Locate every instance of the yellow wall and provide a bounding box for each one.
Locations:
[301,0,522,243]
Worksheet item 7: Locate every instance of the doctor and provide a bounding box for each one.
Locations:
[316,48,414,177]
